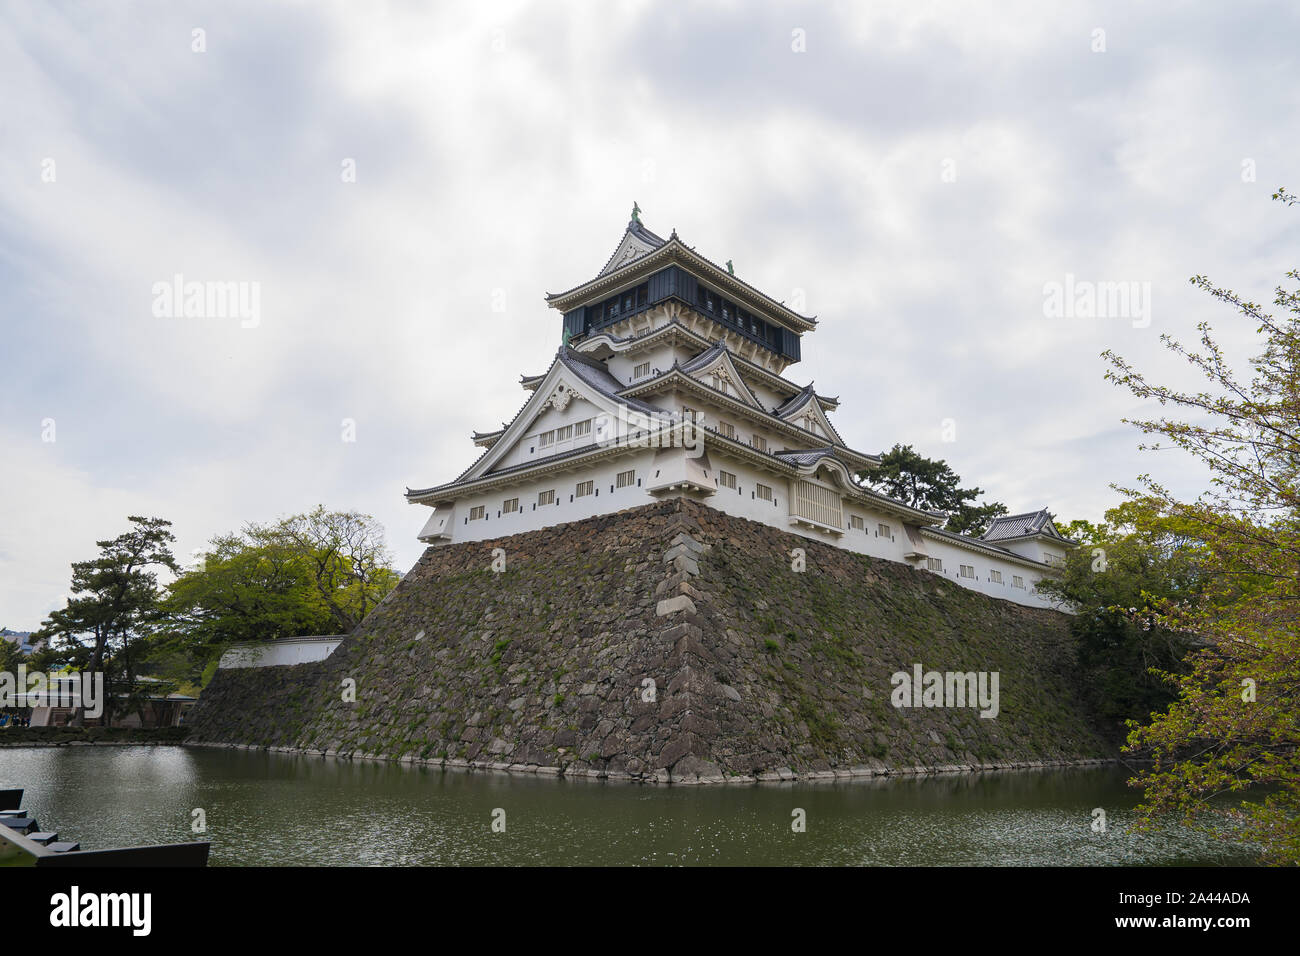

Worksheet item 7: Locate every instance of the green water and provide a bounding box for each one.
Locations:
[0,746,1258,866]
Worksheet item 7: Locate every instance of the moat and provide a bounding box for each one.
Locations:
[0,746,1258,866]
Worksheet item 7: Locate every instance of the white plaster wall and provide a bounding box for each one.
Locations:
[607,345,684,386]
[219,637,343,669]
[496,396,606,470]
[747,381,786,413]
[442,449,662,543]
[425,442,1066,611]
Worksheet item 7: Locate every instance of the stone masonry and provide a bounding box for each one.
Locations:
[186,499,1111,783]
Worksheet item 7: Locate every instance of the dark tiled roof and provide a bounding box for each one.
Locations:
[773,447,837,467]
[921,524,1055,566]
[677,341,728,374]
[981,510,1056,542]
[596,219,667,277]
[547,225,817,329]
[558,347,664,415]
[579,321,806,399]
[773,384,817,417]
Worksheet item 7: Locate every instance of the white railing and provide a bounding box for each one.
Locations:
[793,480,843,529]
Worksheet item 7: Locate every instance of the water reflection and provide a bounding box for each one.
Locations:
[0,747,1258,866]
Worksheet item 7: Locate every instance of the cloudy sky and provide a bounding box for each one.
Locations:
[2,1,1297,628]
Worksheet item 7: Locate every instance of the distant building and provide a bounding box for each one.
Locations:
[0,628,43,656]
[15,676,195,728]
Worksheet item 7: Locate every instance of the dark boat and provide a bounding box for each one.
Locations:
[0,788,209,867]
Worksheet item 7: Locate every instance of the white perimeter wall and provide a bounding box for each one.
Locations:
[219,637,344,669]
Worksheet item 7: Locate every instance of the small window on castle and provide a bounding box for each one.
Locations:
[576,480,594,497]
[555,425,573,441]
[633,362,650,380]
[574,419,591,437]
[717,421,735,439]
[959,564,976,579]
[616,469,636,489]
[718,470,737,490]
[877,522,891,538]
[926,557,943,572]
[538,430,554,447]
[752,435,768,453]
[681,406,698,421]
[850,515,864,530]
[469,506,485,521]
[756,483,773,502]
[990,570,1003,584]
[538,490,555,506]
[1012,575,1025,589]
[502,498,519,514]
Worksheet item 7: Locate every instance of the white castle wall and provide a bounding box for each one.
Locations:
[425,439,1068,611]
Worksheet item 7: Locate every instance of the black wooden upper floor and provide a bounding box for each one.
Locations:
[562,265,802,364]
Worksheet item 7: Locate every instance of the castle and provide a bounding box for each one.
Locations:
[406,211,1075,609]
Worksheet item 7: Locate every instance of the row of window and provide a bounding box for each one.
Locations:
[954,563,1026,588]
[682,406,772,453]
[590,282,651,324]
[693,283,781,348]
[537,418,593,449]
[714,468,777,506]
[467,471,638,521]
[468,471,1030,595]
[847,515,893,538]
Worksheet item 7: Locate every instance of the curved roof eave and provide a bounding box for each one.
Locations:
[546,238,817,331]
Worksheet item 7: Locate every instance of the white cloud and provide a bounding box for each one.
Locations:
[2,0,1297,625]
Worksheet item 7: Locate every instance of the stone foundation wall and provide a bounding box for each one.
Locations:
[187,499,1110,782]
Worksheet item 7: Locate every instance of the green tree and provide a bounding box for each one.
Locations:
[0,635,24,677]
[162,530,337,649]
[33,516,177,725]
[160,507,400,677]
[269,506,400,632]
[857,444,1007,535]
[1037,499,1204,733]
[1101,188,1300,864]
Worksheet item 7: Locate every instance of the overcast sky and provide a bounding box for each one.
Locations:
[2,1,1297,629]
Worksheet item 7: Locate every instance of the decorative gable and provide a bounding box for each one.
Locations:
[776,388,846,446]
[539,381,579,412]
[597,219,667,278]
[682,348,766,410]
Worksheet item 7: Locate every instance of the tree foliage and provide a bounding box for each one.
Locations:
[1101,188,1300,864]
[1038,499,1204,731]
[857,443,1008,535]
[160,506,400,673]
[32,516,178,725]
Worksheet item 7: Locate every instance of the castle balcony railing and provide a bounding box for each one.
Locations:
[790,479,844,534]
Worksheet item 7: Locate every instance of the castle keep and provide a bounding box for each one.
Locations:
[407,211,1075,609]
[188,214,1106,780]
